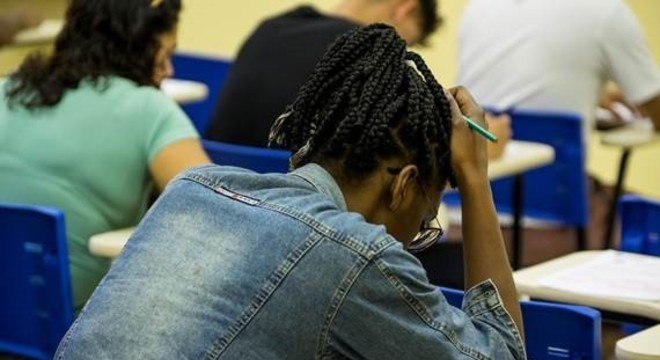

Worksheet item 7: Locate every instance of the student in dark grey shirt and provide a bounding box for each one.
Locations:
[206,0,441,147]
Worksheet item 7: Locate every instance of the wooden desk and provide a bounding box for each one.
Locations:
[89,141,555,259]
[514,250,660,322]
[160,78,208,105]
[12,19,63,46]
[600,123,660,249]
[616,325,660,360]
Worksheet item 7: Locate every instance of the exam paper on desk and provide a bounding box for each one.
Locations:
[538,250,660,301]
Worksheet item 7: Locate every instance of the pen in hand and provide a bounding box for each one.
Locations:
[463,115,498,143]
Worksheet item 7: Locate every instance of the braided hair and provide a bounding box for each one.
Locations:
[269,24,454,188]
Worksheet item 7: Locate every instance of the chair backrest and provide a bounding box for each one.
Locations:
[0,203,73,360]
[521,300,601,360]
[440,286,463,307]
[202,140,291,174]
[619,194,660,256]
[439,287,601,359]
[444,110,588,226]
[491,110,588,226]
[171,52,232,135]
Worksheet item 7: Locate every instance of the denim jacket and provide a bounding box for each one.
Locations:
[56,164,526,359]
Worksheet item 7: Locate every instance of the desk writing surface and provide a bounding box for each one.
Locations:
[88,228,133,258]
[487,141,555,181]
[13,19,63,46]
[601,121,660,148]
[160,78,208,105]
[514,251,660,321]
[616,325,660,360]
[537,250,660,301]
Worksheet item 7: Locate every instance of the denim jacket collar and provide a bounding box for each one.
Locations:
[291,163,348,212]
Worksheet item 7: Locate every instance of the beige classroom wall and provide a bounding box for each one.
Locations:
[2,0,659,197]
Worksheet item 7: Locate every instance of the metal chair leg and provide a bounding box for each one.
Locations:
[576,227,587,251]
[603,148,631,249]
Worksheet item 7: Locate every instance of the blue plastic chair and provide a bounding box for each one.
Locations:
[444,109,588,266]
[521,300,601,360]
[0,203,73,360]
[202,140,291,174]
[619,194,660,256]
[440,286,464,308]
[439,287,601,359]
[618,195,660,334]
[171,52,232,134]
[491,110,587,227]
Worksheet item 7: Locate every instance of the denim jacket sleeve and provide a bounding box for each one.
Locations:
[320,244,526,360]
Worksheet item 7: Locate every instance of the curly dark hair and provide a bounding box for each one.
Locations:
[269,24,454,188]
[6,0,181,110]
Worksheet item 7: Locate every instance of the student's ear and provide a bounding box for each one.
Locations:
[389,165,418,212]
[392,0,418,23]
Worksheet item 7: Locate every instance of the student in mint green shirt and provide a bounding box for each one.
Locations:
[0,0,209,310]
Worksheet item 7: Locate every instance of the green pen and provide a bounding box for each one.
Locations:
[463,115,498,143]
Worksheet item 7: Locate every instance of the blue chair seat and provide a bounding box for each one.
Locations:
[439,287,601,359]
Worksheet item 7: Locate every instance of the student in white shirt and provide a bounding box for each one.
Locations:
[457,0,660,132]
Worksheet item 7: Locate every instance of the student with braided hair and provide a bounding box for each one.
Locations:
[206,0,442,148]
[57,25,525,359]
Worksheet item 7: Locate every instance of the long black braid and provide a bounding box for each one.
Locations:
[269,24,455,188]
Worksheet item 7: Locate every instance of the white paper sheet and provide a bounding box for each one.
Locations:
[538,250,660,301]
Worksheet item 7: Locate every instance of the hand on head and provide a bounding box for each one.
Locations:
[444,86,489,182]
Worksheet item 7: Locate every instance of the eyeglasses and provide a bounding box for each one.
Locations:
[409,181,444,253]
[387,168,444,253]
